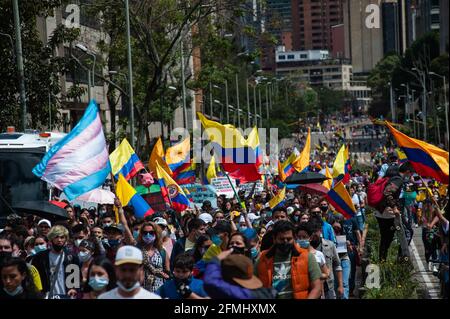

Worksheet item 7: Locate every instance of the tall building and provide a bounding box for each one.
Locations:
[343,0,384,75]
[440,0,448,53]
[414,0,440,39]
[382,1,401,55]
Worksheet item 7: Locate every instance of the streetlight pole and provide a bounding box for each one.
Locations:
[258,86,262,129]
[209,81,213,117]
[253,84,257,127]
[12,0,27,131]
[412,68,427,140]
[125,0,135,147]
[265,84,269,129]
[235,73,240,127]
[430,72,448,148]
[389,82,395,122]
[246,78,251,127]
[180,40,188,129]
[225,79,229,123]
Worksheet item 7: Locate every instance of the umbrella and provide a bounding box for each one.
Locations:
[76,188,115,204]
[284,171,330,184]
[12,200,69,221]
[297,183,329,196]
[49,200,68,209]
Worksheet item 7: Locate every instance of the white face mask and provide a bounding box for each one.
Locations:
[3,285,23,297]
[78,251,92,263]
[74,239,83,247]
[161,230,168,238]
[117,280,140,293]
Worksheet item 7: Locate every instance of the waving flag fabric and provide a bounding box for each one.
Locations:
[326,181,356,219]
[32,100,110,200]
[109,138,144,180]
[205,155,218,184]
[166,137,191,172]
[292,128,311,173]
[386,122,448,184]
[148,137,172,176]
[332,144,350,184]
[198,113,261,183]
[279,150,299,181]
[322,166,333,190]
[155,162,190,212]
[116,174,154,218]
[268,186,286,209]
[173,160,196,185]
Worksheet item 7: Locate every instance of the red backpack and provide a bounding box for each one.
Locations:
[367,177,389,209]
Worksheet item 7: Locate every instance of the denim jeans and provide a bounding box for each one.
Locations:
[356,208,366,231]
[348,250,357,295]
[335,258,351,299]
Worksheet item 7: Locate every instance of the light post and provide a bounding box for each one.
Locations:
[412,67,427,140]
[225,79,229,123]
[75,43,96,100]
[246,78,251,127]
[388,81,395,122]
[12,0,26,131]
[235,73,240,127]
[124,0,136,147]
[429,72,448,148]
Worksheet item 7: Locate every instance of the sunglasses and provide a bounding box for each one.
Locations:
[142,231,155,236]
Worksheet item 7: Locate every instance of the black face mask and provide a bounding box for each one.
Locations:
[276,243,293,255]
[52,243,65,252]
[230,246,246,255]
[320,206,328,212]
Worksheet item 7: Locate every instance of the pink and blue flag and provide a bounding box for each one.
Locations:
[32,100,111,200]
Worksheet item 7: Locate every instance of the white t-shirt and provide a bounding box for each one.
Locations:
[313,250,326,267]
[98,287,161,299]
[352,192,367,216]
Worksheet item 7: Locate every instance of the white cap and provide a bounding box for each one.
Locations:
[198,213,213,224]
[115,245,143,266]
[38,219,52,228]
[247,213,260,223]
[153,217,168,227]
[286,207,295,215]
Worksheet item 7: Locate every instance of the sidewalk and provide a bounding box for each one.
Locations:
[410,227,441,299]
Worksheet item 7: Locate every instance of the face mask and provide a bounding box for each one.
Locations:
[32,244,47,255]
[103,222,112,228]
[250,247,259,259]
[133,230,139,240]
[52,243,65,252]
[230,246,245,255]
[108,239,121,248]
[78,251,92,263]
[293,216,299,222]
[276,243,292,255]
[74,239,83,247]
[88,276,109,291]
[294,204,300,208]
[239,225,248,231]
[211,234,222,246]
[320,206,328,212]
[143,233,156,245]
[3,285,23,297]
[117,280,140,293]
[297,239,310,249]
[161,230,168,238]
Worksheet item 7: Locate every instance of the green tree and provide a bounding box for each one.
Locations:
[0,0,76,131]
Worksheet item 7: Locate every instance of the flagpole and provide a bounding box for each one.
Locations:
[109,172,119,224]
[219,163,244,210]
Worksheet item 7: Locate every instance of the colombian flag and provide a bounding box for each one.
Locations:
[109,138,144,180]
[326,181,356,220]
[386,122,449,184]
[116,174,154,218]
[198,113,261,183]
[148,137,172,176]
[292,127,311,173]
[395,148,408,164]
[205,155,218,184]
[268,186,286,209]
[322,166,333,190]
[332,144,350,184]
[174,160,196,185]
[278,152,298,181]
[155,162,190,212]
[166,137,191,173]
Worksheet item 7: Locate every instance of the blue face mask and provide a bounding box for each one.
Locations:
[297,239,310,249]
[88,276,109,292]
[211,234,222,246]
[133,230,139,240]
[33,244,47,254]
[250,247,259,259]
[3,285,23,297]
[143,233,156,244]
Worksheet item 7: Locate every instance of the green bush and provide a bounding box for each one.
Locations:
[363,213,419,299]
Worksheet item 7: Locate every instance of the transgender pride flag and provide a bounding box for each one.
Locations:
[32,100,111,200]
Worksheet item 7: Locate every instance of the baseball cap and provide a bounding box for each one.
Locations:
[115,245,143,266]
[198,213,213,224]
[222,254,262,289]
[153,217,168,227]
[104,223,124,234]
[38,219,52,228]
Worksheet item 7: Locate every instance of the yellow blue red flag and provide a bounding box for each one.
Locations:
[116,174,154,218]
[155,162,190,212]
[326,181,356,219]
[109,138,144,180]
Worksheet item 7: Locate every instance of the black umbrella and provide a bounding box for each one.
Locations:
[12,200,69,221]
[284,171,330,185]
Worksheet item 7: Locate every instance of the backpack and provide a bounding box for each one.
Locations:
[367,177,389,210]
